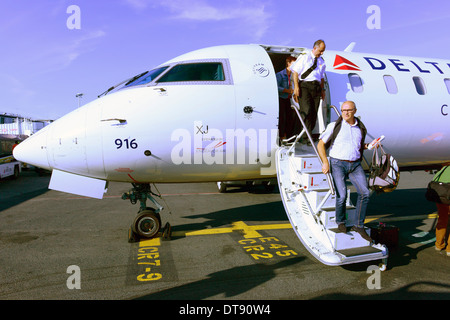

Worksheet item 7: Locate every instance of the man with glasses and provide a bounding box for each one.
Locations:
[317,101,372,241]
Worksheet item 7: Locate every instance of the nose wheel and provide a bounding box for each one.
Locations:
[132,209,161,238]
[123,183,171,242]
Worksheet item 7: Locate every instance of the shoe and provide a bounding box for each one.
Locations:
[337,223,347,233]
[351,226,372,242]
[435,247,450,256]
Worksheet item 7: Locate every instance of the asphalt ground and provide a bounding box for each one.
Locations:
[0,168,449,303]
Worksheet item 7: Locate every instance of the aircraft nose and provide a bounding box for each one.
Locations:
[13,127,51,171]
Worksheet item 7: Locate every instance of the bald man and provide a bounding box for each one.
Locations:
[317,101,372,241]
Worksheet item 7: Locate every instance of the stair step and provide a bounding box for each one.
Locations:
[291,156,323,174]
[319,207,354,229]
[299,173,330,191]
[337,246,382,257]
[328,227,371,250]
[319,204,360,229]
[291,144,316,157]
[288,162,328,191]
[305,188,352,212]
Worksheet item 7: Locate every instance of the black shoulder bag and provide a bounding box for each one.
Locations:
[425,166,450,204]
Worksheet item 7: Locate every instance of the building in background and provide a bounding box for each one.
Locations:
[0,113,52,178]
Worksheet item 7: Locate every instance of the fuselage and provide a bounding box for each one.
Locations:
[13,44,450,187]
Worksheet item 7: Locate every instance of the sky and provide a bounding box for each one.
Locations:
[1,0,450,120]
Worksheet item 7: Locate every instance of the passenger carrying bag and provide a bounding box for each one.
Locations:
[368,145,400,193]
[425,166,450,205]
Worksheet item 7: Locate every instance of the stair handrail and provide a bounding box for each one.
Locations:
[330,104,341,117]
[289,97,335,195]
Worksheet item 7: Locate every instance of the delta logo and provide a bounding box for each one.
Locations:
[333,55,361,71]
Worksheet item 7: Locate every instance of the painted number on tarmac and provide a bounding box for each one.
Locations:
[238,236,298,262]
[136,239,162,282]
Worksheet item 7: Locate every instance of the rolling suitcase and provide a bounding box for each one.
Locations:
[369,222,399,251]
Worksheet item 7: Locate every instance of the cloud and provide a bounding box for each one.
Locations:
[126,0,272,40]
[163,0,237,21]
[28,30,107,75]
[122,0,149,10]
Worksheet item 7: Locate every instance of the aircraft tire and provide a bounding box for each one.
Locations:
[132,209,161,239]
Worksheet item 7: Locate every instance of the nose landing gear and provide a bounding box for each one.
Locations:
[132,208,161,239]
[122,183,171,242]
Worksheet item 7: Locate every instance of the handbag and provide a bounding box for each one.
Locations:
[425,166,450,204]
[368,145,400,193]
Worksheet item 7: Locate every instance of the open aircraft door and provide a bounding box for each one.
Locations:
[227,45,279,179]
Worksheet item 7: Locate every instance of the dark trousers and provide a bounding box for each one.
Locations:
[299,81,322,133]
[278,97,297,138]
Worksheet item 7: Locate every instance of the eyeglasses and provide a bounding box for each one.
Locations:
[341,109,355,113]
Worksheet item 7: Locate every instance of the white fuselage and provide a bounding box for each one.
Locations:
[14,44,450,193]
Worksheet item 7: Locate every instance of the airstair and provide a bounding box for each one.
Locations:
[275,100,388,268]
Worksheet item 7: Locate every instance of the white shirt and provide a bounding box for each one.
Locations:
[291,50,326,82]
[319,119,363,161]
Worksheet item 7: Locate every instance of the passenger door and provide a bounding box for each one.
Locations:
[229,45,279,177]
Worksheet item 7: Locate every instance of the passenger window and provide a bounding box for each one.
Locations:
[413,76,426,95]
[158,63,225,83]
[383,75,398,94]
[348,73,363,93]
[444,78,450,94]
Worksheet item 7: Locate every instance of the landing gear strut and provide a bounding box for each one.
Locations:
[122,183,171,242]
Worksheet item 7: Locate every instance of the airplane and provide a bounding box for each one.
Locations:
[13,43,450,268]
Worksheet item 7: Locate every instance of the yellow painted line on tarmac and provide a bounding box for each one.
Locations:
[170,214,438,238]
[139,237,161,247]
[181,227,235,237]
[172,221,296,238]
[172,221,291,238]
[364,213,438,224]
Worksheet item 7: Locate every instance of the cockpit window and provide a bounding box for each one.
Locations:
[99,60,232,97]
[157,63,225,83]
[125,67,169,87]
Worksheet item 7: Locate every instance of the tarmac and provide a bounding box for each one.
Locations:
[0,168,449,301]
